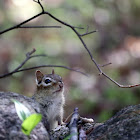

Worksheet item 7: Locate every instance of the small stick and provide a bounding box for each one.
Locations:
[69,108,79,140]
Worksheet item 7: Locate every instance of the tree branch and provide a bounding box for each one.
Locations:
[69,107,79,140]
[33,0,44,12]
[19,26,61,28]
[0,13,43,35]
[102,72,140,88]
[0,49,87,78]
[0,0,139,88]
[13,48,36,72]
[80,30,98,37]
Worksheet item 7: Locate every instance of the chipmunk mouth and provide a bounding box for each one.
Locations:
[55,88,62,93]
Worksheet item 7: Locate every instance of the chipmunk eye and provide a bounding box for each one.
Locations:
[45,79,51,84]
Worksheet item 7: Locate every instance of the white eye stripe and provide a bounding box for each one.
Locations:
[44,77,57,83]
[36,77,53,86]
[44,77,56,83]
[42,82,52,87]
[44,77,52,80]
[43,77,55,87]
[36,76,63,87]
[36,79,42,86]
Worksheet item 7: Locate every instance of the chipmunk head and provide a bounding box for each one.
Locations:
[35,70,64,96]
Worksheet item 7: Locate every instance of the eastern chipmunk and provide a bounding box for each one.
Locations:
[33,70,65,130]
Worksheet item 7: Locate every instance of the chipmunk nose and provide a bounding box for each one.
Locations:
[59,82,63,89]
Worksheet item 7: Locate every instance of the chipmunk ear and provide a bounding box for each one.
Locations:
[36,70,44,84]
[52,69,55,75]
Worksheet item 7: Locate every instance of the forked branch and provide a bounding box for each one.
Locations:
[0,0,139,88]
[0,49,87,78]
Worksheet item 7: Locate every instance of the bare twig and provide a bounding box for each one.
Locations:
[43,11,103,74]
[0,0,139,88]
[69,107,79,140]
[33,0,44,12]
[29,54,47,58]
[0,48,45,78]
[0,51,87,79]
[64,112,74,123]
[12,48,36,72]
[80,30,98,37]
[99,62,112,67]
[73,26,85,29]
[0,13,44,35]
[102,72,140,88]
[13,65,87,76]
[19,26,61,28]
[0,65,87,78]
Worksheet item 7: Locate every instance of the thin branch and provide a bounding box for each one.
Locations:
[73,26,84,29]
[42,9,140,88]
[80,25,98,37]
[0,65,87,78]
[33,0,44,12]
[17,65,87,75]
[99,62,112,67]
[69,107,79,140]
[19,26,61,28]
[102,72,140,88]
[80,30,98,37]
[13,48,36,72]
[0,48,46,78]
[29,54,47,58]
[0,48,87,78]
[43,11,103,74]
[64,112,74,123]
[0,13,43,35]
[72,26,103,74]
[0,0,139,88]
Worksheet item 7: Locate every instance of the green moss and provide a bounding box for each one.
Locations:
[98,110,113,122]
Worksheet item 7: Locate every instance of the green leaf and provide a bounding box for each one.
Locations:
[21,114,42,136]
[11,99,31,121]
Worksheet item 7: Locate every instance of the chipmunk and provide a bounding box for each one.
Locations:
[33,70,65,131]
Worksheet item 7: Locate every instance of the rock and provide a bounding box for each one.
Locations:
[1,91,140,140]
[0,92,49,140]
[88,104,140,140]
[49,104,140,140]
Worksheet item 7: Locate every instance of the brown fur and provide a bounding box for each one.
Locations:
[33,70,65,130]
